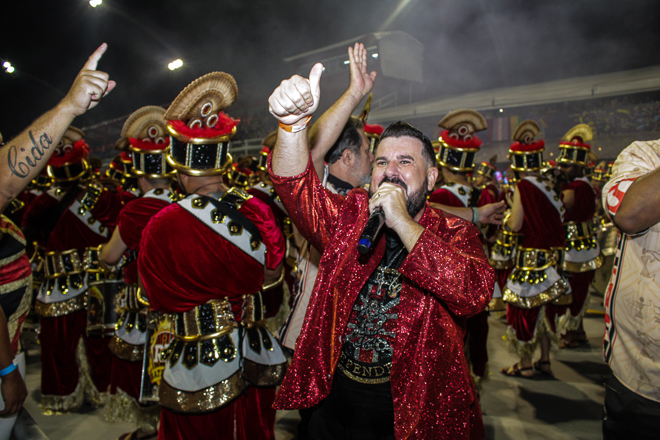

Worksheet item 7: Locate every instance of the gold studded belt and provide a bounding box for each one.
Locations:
[44,249,84,279]
[171,298,238,342]
[564,221,594,242]
[515,247,563,271]
[496,229,522,248]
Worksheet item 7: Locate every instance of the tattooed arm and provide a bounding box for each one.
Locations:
[0,43,115,214]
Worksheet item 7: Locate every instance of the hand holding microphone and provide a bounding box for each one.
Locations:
[358,183,409,254]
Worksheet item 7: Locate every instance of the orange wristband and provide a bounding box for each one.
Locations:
[279,115,312,133]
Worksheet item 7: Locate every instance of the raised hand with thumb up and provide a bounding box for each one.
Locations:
[268,63,323,127]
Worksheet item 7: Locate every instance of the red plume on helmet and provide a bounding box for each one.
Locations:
[47,127,89,167]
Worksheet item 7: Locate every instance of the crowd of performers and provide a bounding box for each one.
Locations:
[0,42,622,440]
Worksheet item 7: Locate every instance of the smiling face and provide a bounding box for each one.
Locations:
[371,136,438,218]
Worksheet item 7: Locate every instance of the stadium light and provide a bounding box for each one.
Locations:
[89,0,102,7]
[372,53,379,59]
[168,59,183,70]
[3,62,14,74]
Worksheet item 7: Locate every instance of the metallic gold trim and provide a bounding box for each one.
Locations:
[551,292,573,306]
[487,297,506,312]
[44,249,84,279]
[509,150,543,172]
[46,159,90,182]
[337,362,391,384]
[108,335,144,362]
[502,278,569,309]
[515,247,559,271]
[489,259,514,270]
[173,298,237,339]
[242,360,286,387]
[262,271,285,291]
[563,254,604,273]
[437,140,477,172]
[172,327,235,342]
[159,370,245,414]
[35,294,87,317]
[166,148,233,177]
[166,123,236,145]
[0,276,31,295]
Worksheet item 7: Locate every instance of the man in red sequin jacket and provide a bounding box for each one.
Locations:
[268,64,494,440]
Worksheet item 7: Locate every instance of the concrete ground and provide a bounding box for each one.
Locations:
[20,292,608,440]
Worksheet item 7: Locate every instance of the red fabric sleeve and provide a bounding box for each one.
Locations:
[428,189,464,207]
[562,180,596,222]
[117,198,171,251]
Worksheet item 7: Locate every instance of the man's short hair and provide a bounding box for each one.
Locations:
[379,121,436,168]
[324,116,365,165]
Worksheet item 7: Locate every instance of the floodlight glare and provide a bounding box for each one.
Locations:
[3,62,14,73]
[372,53,379,59]
[6,66,14,73]
[168,59,183,70]
[343,60,350,65]
[89,0,102,7]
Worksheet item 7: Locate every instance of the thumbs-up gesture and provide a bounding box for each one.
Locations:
[268,63,323,126]
[60,43,116,117]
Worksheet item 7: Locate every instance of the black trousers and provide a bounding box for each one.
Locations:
[307,370,395,440]
[603,374,660,440]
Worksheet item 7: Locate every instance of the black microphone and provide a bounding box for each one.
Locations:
[357,208,386,254]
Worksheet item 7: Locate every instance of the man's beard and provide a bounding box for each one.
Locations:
[374,175,428,218]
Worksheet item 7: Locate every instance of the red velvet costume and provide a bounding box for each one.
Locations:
[22,186,125,410]
[139,196,285,440]
[270,157,494,440]
[552,178,600,330]
[107,192,171,425]
[504,178,566,351]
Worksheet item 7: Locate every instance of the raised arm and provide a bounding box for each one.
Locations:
[0,44,115,214]
[307,43,377,178]
[269,64,323,177]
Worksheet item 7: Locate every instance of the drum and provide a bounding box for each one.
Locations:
[87,279,123,336]
[140,311,174,402]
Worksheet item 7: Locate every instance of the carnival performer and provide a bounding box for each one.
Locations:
[556,124,603,347]
[269,63,493,440]
[471,158,499,200]
[21,123,126,412]
[100,106,177,439]
[428,109,494,390]
[500,119,569,378]
[138,72,286,440]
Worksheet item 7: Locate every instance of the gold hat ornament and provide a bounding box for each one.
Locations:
[123,106,175,179]
[558,124,593,166]
[165,72,239,176]
[436,109,487,172]
[508,120,545,172]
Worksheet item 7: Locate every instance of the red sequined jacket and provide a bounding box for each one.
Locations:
[270,156,494,440]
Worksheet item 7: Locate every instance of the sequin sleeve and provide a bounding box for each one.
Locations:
[268,152,346,254]
[398,212,494,317]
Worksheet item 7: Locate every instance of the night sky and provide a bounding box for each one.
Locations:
[2,0,660,140]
